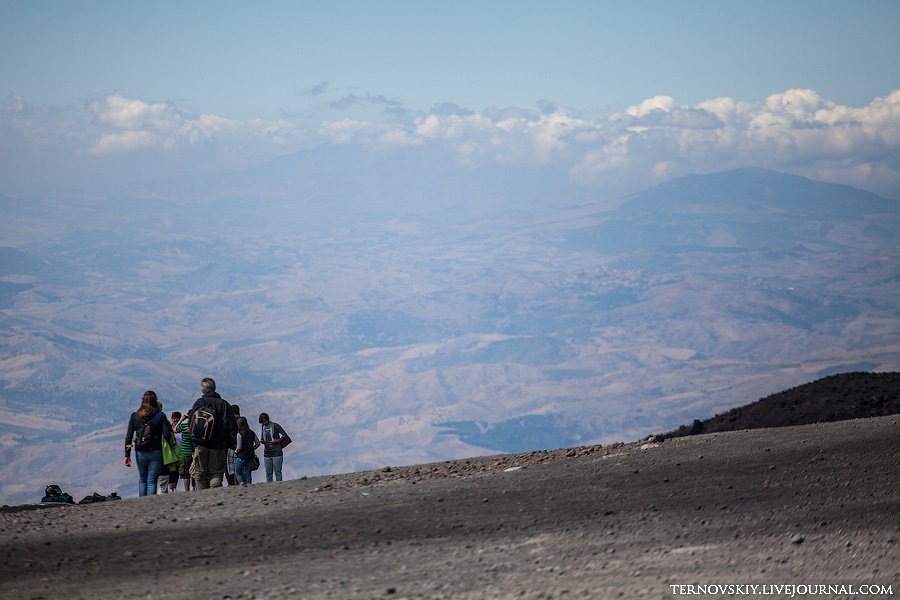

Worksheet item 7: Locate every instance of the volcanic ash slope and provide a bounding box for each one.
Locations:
[1,415,898,599]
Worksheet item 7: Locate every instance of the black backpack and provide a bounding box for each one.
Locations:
[190,405,216,443]
[42,484,74,504]
[78,492,108,505]
[134,416,153,451]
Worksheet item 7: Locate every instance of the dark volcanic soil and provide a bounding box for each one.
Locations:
[1,416,897,600]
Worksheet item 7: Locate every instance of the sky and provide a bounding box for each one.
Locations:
[1,0,900,200]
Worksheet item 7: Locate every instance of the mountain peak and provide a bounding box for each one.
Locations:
[624,168,899,216]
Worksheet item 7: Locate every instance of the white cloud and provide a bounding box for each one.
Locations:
[626,95,676,118]
[2,89,899,200]
[92,130,164,154]
[87,94,307,156]
[379,128,423,147]
[764,88,830,118]
[410,110,604,166]
[319,118,377,144]
[91,94,186,133]
[318,118,424,147]
[311,89,900,197]
[525,113,595,163]
[415,113,494,139]
[567,89,900,196]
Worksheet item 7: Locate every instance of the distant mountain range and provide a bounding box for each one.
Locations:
[1,166,898,505]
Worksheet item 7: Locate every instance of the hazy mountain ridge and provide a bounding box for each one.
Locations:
[622,168,900,217]
[0,167,898,505]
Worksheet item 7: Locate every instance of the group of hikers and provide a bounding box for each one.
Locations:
[124,377,292,497]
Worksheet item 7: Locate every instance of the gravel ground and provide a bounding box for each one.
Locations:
[1,416,897,600]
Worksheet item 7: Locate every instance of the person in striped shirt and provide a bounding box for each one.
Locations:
[174,410,195,491]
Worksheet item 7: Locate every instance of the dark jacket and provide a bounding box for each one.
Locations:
[125,409,171,457]
[190,392,237,451]
[235,429,260,461]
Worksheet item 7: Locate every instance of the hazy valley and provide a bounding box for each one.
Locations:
[1,164,898,505]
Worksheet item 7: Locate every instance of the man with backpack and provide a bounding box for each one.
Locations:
[188,377,237,490]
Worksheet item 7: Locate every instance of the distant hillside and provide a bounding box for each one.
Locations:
[3,167,899,506]
[667,371,900,437]
[622,168,900,217]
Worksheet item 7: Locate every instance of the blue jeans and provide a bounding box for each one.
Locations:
[136,449,163,496]
[235,457,252,484]
[264,455,283,482]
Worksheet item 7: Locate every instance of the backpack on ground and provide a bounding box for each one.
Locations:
[134,416,153,451]
[41,484,74,504]
[190,405,216,443]
[78,492,108,505]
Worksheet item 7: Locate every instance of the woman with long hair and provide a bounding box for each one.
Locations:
[124,390,172,496]
[234,416,260,486]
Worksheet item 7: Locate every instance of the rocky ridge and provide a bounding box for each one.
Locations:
[667,371,900,437]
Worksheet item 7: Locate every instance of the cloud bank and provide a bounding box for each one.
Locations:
[2,89,898,199]
[87,94,307,156]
